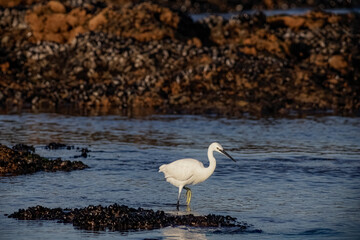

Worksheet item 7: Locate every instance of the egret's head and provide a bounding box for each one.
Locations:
[211,142,236,162]
[211,142,223,152]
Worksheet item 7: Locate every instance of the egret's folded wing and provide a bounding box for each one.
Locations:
[159,158,203,182]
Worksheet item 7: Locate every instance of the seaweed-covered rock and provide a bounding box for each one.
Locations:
[0,144,88,176]
[8,204,260,232]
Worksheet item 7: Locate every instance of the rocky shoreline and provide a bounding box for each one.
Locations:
[0,1,359,117]
[8,204,261,232]
[0,143,88,175]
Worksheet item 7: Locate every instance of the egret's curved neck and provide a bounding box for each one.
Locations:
[204,147,216,178]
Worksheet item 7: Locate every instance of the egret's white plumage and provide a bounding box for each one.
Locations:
[159,142,236,209]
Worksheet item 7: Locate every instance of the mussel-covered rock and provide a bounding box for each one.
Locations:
[0,1,359,117]
[0,144,88,176]
[8,204,261,232]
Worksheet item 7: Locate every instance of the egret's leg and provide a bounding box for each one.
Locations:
[184,186,192,205]
[177,187,183,210]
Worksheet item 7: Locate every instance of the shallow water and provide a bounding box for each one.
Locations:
[0,113,360,239]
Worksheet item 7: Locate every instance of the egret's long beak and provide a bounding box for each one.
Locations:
[220,149,236,162]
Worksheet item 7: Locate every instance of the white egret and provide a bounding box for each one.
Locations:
[159,142,236,209]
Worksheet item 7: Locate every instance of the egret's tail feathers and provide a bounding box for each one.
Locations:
[159,164,167,173]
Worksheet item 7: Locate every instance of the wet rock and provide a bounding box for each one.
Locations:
[0,144,88,176]
[9,205,65,220]
[8,204,261,232]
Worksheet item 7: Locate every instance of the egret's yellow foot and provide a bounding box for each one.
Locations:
[184,187,192,205]
[186,205,191,212]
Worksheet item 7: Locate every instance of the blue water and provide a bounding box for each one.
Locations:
[191,8,360,21]
[0,113,359,239]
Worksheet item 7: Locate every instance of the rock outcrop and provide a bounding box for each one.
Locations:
[9,204,261,232]
[0,1,359,116]
[0,144,88,176]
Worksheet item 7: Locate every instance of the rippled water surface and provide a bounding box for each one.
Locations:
[0,113,359,239]
[190,8,360,21]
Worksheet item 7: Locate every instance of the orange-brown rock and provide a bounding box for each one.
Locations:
[25,12,44,32]
[268,16,306,29]
[240,32,285,58]
[44,13,68,33]
[67,8,88,26]
[0,62,10,73]
[0,0,43,7]
[47,1,66,14]
[68,26,86,42]
[240,47,257,55]
[0,0,21,7]
[328,55,348,72]
[88,10,108,31]
[25,1,91,43]
[24,2,184,43]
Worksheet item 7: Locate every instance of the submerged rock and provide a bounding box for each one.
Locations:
[0,144,88,176]
[45,142,68,149]
[8,204,260,232]
[74,147,90,158]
